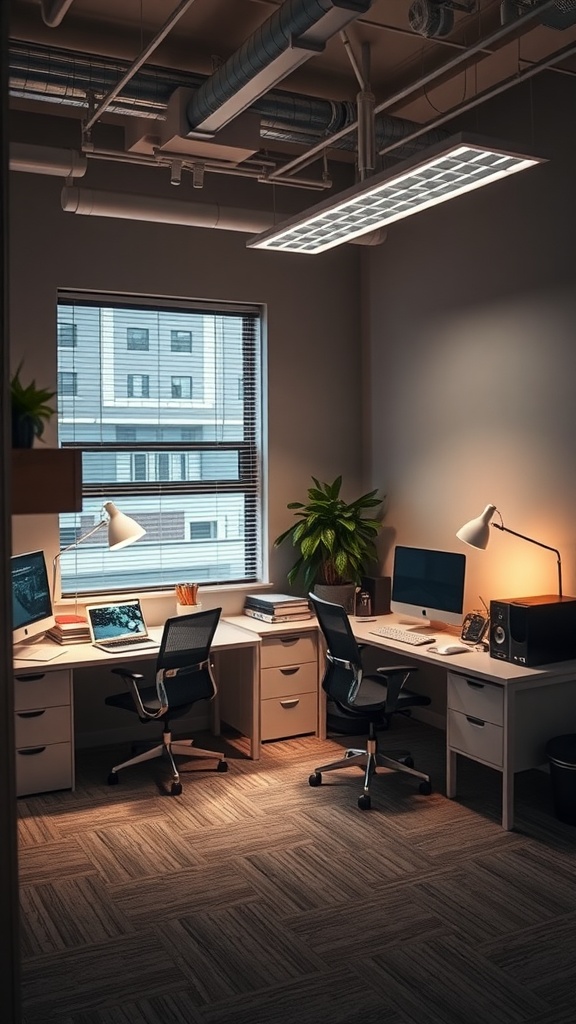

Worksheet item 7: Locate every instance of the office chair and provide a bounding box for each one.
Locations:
[309,593,432,810]
[105,607,227,796]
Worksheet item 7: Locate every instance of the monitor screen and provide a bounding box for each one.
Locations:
[12,549,55,645]
[390,545,466,627]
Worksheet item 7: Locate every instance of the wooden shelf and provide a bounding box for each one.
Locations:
[12,449,82,514]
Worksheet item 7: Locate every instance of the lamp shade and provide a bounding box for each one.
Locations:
[104,501,146,549]
[456,504,497,549]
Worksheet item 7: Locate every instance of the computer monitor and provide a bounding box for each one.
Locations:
[12,549,55,645]
[390,545,466,628]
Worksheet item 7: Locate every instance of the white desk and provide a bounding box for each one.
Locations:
[13,620,262,796]
[352,615,576,830]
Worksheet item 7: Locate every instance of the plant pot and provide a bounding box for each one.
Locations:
[313,583,356,614]
[12,412,36,449]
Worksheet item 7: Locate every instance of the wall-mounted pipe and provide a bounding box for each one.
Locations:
[41,0,77,29]
[10,143,87,177]
[60,184,386,245]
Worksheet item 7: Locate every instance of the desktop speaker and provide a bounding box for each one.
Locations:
[489,595,576,666]
[358,576,391,616]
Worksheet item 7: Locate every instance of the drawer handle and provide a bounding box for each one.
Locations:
[15,673,47,682]
[466,716,485,728]
[17,710,47,719]
[279,667,299,676]
[279,637,300,646]
[17,747,47,756]
[466,680,485,690]
[280,699,300,709]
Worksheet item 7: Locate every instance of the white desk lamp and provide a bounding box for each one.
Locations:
[52,501,146,606]
[456,503,563,598]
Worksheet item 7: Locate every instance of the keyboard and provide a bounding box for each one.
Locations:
[368,626,436,646]
[95,637,159,652]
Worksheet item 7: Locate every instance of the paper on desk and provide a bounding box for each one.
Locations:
[15,647,69,662]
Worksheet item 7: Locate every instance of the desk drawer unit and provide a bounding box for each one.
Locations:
[14,668,74,796]
[447,673,504,768]
[260,632,318,741]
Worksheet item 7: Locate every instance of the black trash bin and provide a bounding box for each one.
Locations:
[545,734,576,826]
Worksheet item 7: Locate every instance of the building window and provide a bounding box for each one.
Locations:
[190,520,218,541]
[171,330,192,352]
[58,322,77,347]
[127,374,150,398]
[56,292,263,595]
[58,371,78,396]
[127,327,149,351]
[171,376,192,399]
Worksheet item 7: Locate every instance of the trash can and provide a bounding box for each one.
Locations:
[545,734,576,826]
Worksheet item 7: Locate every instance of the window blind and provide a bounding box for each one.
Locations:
[56,291,264,597]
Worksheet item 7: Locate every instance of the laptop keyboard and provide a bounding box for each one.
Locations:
[98,636,155,648]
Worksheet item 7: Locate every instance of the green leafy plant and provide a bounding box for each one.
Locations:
[274,476,384,591]
[10,361,56,445]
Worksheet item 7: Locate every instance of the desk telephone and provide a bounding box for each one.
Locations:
[460,610,489,645]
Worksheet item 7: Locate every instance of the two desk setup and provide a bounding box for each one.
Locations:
[14,612,576,831]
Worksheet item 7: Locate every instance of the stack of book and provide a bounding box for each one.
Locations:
[244,593,312,623]
[46,614,91,645]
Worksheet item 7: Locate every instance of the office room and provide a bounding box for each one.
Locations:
[3,2,576,1022]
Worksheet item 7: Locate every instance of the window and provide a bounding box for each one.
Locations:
[127,327,149,351]
[58,371,78,396]
[171,376,192,399]
[171,330,192,352]
[127,374,150,398]
[56,293,263,596]
[58,322,77,347]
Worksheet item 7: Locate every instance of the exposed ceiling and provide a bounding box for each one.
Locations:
[8,0,576,212]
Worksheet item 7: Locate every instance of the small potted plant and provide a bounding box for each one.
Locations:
[10,361,56,448]
[274,475,384,611]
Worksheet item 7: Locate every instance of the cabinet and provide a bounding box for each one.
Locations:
[447,672,504,769]
[14,668,74,796]
[12,448,82,514]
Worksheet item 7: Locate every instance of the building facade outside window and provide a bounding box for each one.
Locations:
[58,323,77,347]
[127,327,150,351]
[56,293,264,595]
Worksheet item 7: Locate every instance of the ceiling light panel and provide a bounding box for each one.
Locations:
[248,135,544,254]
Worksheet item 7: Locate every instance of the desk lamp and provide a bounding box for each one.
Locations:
[456,503,563,598]
[52,501,146,610]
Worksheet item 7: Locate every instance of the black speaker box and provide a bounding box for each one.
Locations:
[359,575,391,615]
[489,595,576,666]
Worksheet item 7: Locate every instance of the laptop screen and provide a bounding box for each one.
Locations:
[86,600,148,643]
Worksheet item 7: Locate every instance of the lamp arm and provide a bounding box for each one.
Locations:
[492,523,563,597]
[52,517,107,600]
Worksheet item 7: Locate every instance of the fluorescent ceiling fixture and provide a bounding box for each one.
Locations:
[247,134,545,254]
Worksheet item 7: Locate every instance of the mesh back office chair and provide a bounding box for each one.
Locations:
[309,593,432,809]
[105,608,227,796]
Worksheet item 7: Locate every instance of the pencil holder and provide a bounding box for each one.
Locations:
[176,602,202,616]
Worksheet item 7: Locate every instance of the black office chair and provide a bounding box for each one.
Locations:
[105,607,227,796]
[309,593,432,810]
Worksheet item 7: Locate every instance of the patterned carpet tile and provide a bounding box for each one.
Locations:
[482,910,576,1010]
[365,933,550,1024]
[54,990,205,1024]
[20,873,134,956]
[109,860,257,926]
[21,931,191,1020]
[76,819,205,884]
[18,838,96,886]
[178,812,314,862]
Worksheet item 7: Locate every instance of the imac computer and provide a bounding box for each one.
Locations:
[390,545,466,628]
[12,549,55,651]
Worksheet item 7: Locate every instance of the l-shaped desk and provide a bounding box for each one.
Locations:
[14,612,576,830]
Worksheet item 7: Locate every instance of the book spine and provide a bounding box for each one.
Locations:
[244,608,310,624]
[244,599,309,613]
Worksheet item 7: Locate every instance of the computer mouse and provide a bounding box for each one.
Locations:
[433,643,470,656]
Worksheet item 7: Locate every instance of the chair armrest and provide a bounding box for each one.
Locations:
[376,665,418,712]
[110,666,167,720]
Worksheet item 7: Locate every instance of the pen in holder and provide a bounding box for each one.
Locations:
[175,582,202,615]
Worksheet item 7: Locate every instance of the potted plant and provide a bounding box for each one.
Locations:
[274,475,384,611]
[10,361,56,448]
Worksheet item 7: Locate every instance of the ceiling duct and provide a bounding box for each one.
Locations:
[409,0,455,37]
[501,0,576,27]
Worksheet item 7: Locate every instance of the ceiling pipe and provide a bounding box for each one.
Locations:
[41,0,77,28]
[9,142,87,177]
[60,184,386,245]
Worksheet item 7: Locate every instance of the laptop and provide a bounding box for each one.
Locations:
[86,598,159,654]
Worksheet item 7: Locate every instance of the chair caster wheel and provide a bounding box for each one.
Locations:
[419,780,432,795]
[171,782,183,796]
[216,760,228,772]
[309,772,322,787]
[107,773,119,785]
[400,756,414,768]
[358,794,371,810]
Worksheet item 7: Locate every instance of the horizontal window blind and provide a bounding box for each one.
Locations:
[56,292,263,597]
